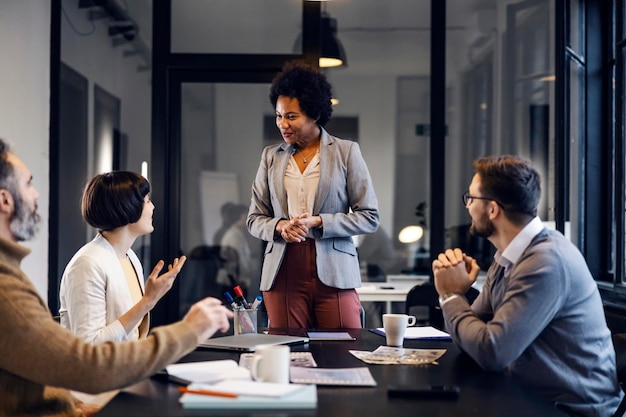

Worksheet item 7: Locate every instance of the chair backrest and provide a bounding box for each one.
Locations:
[360,303,366,328]
[179,245,225,313]
[404,282,479,330]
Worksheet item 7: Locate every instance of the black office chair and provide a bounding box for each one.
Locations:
[360,303,366,328]
[179,245,225,314]
[612,333,626,417]
[404,282,479,330]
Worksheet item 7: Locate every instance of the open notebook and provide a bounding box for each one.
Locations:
[198,333,309,352]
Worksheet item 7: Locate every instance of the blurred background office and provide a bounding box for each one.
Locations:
[3,0,626,329]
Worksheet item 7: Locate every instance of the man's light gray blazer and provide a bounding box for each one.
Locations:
[247,128,379,291]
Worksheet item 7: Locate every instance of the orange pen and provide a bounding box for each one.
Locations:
[177,386,239,399]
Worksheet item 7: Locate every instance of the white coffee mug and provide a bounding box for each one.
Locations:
[383,313,417,347]
[250,344,290,384]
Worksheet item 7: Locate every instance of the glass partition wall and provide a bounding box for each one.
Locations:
[173,1,432,324]
[54,0,575,324]
[51,0,153,313]
[445,0,559,268]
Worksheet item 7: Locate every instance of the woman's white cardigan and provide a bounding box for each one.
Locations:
[59,233,146,343]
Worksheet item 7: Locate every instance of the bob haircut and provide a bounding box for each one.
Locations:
[81,171,150,232]
[269,60,333,127]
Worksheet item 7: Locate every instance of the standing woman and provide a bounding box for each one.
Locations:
[247,61,379,329]
[59,171,186,344]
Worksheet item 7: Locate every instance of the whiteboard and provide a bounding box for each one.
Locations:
[199,171,240,245]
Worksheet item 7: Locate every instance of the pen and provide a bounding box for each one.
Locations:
[251,295,263,310]
[233,285,251,309]
[224,292,240,310]
[177,386,239,398]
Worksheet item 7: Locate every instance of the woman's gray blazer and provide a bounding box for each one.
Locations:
[247,128,380,291]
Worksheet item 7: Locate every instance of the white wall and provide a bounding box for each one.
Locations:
[331,75,396,234]
[0,1,51,299]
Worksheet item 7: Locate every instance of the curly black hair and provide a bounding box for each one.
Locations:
[269,61,333,127]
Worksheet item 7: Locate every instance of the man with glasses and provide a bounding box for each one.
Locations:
[433,155,621,416]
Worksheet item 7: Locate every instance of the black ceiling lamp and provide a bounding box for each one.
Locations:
[319,11,347,68]
[293,4,347,69]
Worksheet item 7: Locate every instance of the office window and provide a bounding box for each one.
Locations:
[594,0,626,291]
[618,1,626,285]
[589,0,626,295]
[564,0,586,249]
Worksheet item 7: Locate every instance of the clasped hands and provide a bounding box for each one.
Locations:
[279,213,320,243]
[432,248,480,296]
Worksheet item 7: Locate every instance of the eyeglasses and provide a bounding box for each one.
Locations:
[462,192,504,208]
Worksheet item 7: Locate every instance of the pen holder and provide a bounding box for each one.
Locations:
[233,308,257,335]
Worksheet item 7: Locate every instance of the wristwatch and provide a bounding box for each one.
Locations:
[438,293,460,306]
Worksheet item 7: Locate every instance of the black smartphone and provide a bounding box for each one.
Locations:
[387,384,460,400]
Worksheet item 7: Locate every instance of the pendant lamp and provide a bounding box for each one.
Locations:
[292,10,347,69]
[319,12,347,68]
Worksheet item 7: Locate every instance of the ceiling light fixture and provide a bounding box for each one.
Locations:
[292,4,347,69]
[319,12,347,68]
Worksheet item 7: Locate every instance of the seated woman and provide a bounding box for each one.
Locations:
[59,171,186,344]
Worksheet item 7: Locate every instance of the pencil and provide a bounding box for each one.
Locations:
[177,386,239,398]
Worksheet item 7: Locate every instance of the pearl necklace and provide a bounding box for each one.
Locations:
[296,146,319,163]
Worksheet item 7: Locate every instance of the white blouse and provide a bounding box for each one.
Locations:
[284,151,320,238]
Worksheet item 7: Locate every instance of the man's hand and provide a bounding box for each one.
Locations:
[432,248,480,296]
[183,298,233,344]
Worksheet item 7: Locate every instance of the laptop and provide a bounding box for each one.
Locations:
[198,333,309,352]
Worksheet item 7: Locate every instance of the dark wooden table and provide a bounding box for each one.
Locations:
[96,328,561,416]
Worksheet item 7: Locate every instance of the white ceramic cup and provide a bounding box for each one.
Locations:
[383,313,417,347]
[250,344,290,384]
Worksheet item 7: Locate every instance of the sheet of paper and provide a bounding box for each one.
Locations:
[373,326,451,340]
[203,380,309,397]
[306,331,356,340]
[165,359,251,384]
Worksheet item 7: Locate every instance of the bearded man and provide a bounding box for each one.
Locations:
[432,155,621,417]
